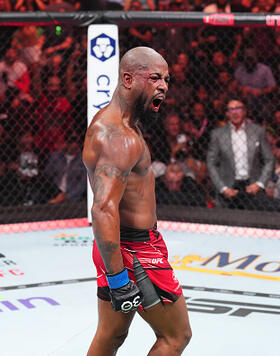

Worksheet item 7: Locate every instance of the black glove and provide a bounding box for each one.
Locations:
[106,268,143,313]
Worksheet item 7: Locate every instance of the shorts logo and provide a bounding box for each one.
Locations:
[151,258,164,264]
[91,34,116,62]
[121,295,141,313]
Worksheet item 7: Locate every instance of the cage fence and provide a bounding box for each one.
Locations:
[0,11,280,233]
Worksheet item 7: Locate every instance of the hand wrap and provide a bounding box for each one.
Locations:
[106,268,143,313]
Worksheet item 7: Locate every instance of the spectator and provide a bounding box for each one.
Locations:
[264,109,280,140]
[203,0,231,12]
[230,0,254,11]
[121,1,153,49]
[0,48,31,99]
[275,0,280,12]
[212,51,227,72]
[235,48,277,96]
[156,0,171,10]
[11,26,45,95]
[153,113,187,164]
[141,132,167,178]
[9,130,59,205]
[42,16,74,62]
[8,93,35,136]
[14,0,50,11]
[165,63,193,115]
[45,132,87,203]
[0,0,11,10]
[11,26,44,66]
[207,97,280,211]
[127,0,156,10]
[98,0,132,10]
[35,75,72,123]
[175,52,189,72]
[208,71,240,125]
[208,51,233,86]
[188,47,210,90]
[155,161,206,207]
[41,54,64,85]
[169,0,189,11]
[193,24,242,61]
[191,0,210,10]
[35,117,66,158]
[157,5,191,64]
[251,0,276,12]
[35,75,72,155]
[45,0,75,11]
[194,85,209,108]
[242,23,277,66]
[182,102,212,161]
[234,47,277,122]
[266,139,280,200]
[171,130,214,205]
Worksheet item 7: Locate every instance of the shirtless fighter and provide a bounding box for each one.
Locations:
[83,46,192,356]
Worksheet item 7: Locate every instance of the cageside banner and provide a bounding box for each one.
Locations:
[87,24,119,221]
[1,12,280,28]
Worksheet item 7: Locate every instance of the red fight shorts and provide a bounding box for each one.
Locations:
[92,225,182,311]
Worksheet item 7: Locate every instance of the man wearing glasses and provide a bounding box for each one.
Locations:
[207,97,280,211]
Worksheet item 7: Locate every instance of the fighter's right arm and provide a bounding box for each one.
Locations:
[82,122,139,274]
[82,123,143,312]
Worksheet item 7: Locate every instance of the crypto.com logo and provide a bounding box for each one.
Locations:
[91,33,116,62]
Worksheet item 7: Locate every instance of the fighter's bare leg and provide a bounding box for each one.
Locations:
[138,294,192,356]
[87,298,136,356]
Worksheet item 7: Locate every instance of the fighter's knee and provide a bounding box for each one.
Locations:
[113,330,129,348]
[183,326,192,347]
[87,329,129,356]
[159,327,192,355]
[172,331,192,353]
[102,329,129,349]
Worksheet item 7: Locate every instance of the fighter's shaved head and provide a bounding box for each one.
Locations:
[115,46,169,125]
[119,46,167,78]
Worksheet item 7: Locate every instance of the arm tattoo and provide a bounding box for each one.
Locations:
[94,229,119,269]
[95,164,130,184]
[98,239,119,256]
[92,175,104,203]
[99,124,123,141]
[86,123,121,140]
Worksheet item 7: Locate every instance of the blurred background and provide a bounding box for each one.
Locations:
[1,0,280,233]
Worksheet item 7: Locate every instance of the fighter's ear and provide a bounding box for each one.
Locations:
[123,72,133,89]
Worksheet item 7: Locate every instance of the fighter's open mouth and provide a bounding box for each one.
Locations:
[152,98,163,111]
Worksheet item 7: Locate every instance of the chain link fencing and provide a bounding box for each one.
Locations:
[0,24,88,225]
[1,15,280,232]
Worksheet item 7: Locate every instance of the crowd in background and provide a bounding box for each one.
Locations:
[0,0,280,12]
[0,1,280,213]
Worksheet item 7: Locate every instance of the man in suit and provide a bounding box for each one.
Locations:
[207,97,280,211]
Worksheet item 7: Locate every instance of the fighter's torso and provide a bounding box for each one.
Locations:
[119,131,157,229]
[83,112,157,230]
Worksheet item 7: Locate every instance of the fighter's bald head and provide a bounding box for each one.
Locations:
[119,47,167,77]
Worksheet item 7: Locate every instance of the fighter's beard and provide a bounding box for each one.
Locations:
[135,96,159,130]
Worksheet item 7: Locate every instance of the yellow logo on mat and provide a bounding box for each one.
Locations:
[170,252,280,282]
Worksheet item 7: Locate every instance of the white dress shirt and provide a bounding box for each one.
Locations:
[220,121,264,192]
[230,122,249,181]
